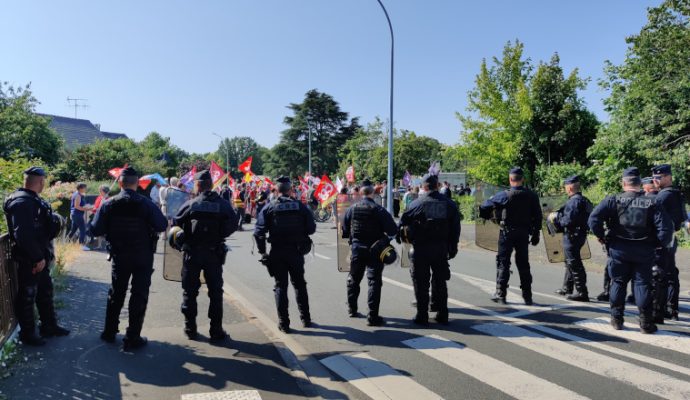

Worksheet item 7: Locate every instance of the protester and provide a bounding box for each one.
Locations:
[68,182,92,250]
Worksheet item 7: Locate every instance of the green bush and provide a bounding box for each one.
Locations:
[453,194,476,222]
[534,162,587,195]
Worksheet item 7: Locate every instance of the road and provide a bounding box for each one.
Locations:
[222,221,690,400]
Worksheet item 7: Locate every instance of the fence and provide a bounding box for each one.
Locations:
[0,234,18,346]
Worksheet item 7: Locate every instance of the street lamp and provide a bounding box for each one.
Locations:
[375,0,395,214]
[305,119,312,177]
[212,132,230,180]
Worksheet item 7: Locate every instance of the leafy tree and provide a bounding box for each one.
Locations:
[177,154,210,177]
[212,136,268,178]
[588,0,690,192]
[338,118,387,179]
[0,82,64,165]
[138,131,188,177]
[67,138,140,180]
[266,89,359,177]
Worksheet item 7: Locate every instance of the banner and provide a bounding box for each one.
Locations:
[315,175,337,205]
[179,166,197,191]
[210,161,226,189]
[238,156,253,173]
[243,171,254,183]
[428,161,441,176]
[299,176,309,193]
[108,164,128,179]
[346,165,355,183]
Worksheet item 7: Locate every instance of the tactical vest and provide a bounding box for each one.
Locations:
[417,196,449,242]
[502,188,532,229]
[659,188,686,231]
[351,200,381,246]
[106,192,152,250]
[3,189,53,260]
[613,191,653,241]
[184,195,224,246]
[269,198,305,243]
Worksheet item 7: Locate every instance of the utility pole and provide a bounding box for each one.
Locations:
[66,97,88,118]
[375,0,395,214]
[212,132,230,184]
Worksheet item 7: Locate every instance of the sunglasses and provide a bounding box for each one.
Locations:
[652,175,666,180]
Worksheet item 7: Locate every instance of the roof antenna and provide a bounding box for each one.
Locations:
[66,97,89,118]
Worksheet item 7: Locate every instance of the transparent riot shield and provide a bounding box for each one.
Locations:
[540,196,592,263]
[164,188,192,220]
[474,182,507,252]
[334,193,382,272]
[162,230,206,283]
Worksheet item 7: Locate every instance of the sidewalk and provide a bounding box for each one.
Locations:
[0,243,313,400]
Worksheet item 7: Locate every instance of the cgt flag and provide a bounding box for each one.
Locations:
[210,161,226,188]
[108,164,128,179]
[315,175,337,205]
[238,156,253,173]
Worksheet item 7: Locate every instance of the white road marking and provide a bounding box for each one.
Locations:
[576,317,690,355]
[320,352,442,400]
[314,253,331,260]
[381,276,690,378]
[403,335,589,400]
[473,323,690,400]
[181,390,262,400]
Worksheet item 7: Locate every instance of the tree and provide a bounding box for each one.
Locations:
[0,82,64,165]
[138,131,188,177]
[588,0,690,192]
[266,89,360,177]
[212,136,268,178]
[67,138,140,180]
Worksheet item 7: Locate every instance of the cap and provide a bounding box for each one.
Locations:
[563,175,580,185]
[276,176,291,184]
[360,178,373,187]
[23,166,45,177]
[422,174,439,186]
[641,177,654,185]
[509,167,524,176]
[622,167,640,178]
[121,166,138,177]
[651,164,672,175]
[194,170,212,181]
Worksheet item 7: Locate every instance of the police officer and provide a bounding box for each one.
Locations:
[399,174,461,325]
[89,166,167,349]
[588,167,672,333]
[174,170,237,341]
[479,167,542,305]
[254,176,316,333]
[651,164,686,321]
[3,167,70,346]
[549,175,593,301]
[342,179,397,326]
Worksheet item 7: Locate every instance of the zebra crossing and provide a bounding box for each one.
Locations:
[318,274,690,400]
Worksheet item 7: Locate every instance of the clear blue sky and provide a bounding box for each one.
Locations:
[1,0,659,154]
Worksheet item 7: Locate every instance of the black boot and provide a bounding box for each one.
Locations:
[367,314,385,327]
[39,324,70,338]
[19,331,46,346]
[596,291,609,302]
[122,335,148,350]
[209,328,229,342]
[491,289,507,304]
[434,310,449,325]
[610,316,624,330]
[100,330,117,343]
[566,292,590,302]
[184,319,198,340]
[521,287,533,306]
[639,313,658,334]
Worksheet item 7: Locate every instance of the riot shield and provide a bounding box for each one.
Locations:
[164,188,191,220]
[162,228,206,283]
[540,196,592,263]
[334,193,383,272]
[400,243,412,268]
[474,182,507,252]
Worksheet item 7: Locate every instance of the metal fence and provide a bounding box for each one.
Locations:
[0,234,18,346]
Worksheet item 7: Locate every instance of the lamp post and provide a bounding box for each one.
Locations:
[212,132,229,182]
[305,119,312,177]
[375,0,394,214]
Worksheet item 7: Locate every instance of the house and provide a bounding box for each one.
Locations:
[39,114,128,148]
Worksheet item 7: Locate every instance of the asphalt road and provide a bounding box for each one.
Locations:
[222,221,690,400]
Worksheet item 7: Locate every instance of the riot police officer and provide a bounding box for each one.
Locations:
[588,167,672,333]
[3,167,70,346]
[479,167,542,305]
[548,175,593,302]
[399,174,461,325]
[651,164,686,321]
[90,166,167,349]
[174,170,237,341]
[254,176,316,333]
[342,179,397,326]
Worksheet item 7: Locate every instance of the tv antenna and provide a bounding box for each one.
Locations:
[66,97,89,118]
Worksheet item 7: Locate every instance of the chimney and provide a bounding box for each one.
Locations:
[94,123,101,131]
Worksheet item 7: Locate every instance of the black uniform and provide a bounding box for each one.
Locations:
[654,186,686,319]
[254,195,316,331]
[479,185,542,303]
[342,196,397,324]
[399,190,461,324]
[90,186,167,345]
[588,180,672,332]
[4,184,67,345]
[553,191,593,299]
[174,190,237,339]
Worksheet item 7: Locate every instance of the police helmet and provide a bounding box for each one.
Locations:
[371,238,397,265]
[167,226,185,251]
[407,246,414,261]
[50,213,66,239]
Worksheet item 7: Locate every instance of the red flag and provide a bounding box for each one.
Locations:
[299,176,309,192]
[314,175,337,205]
[108,164,128,179]
[238,156,253,173]
[346,165,355,183]
[263,177,273,186]
[210,161,225,188]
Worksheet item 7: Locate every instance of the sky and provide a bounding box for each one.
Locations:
[1,0,660,154]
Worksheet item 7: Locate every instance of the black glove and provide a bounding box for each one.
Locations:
[448,244,458,260]
[530,233,540,246]
[259,253,270,266]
